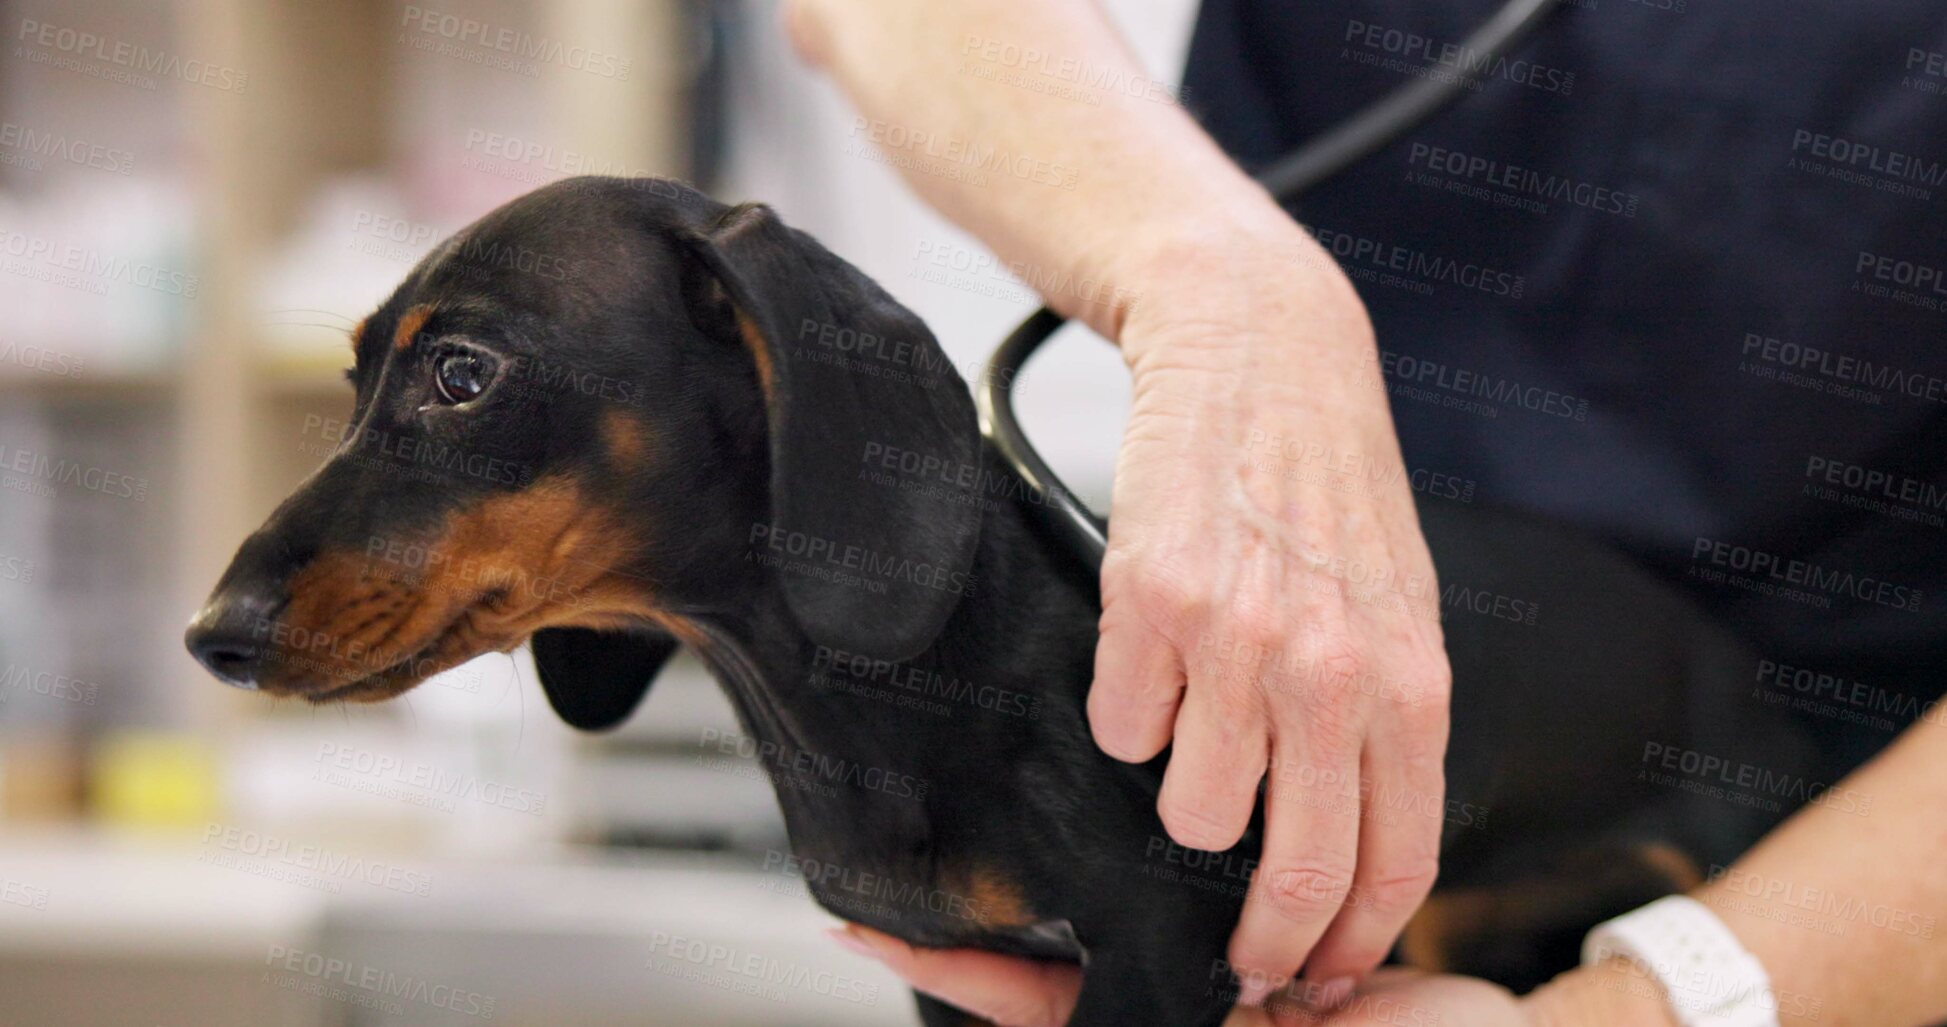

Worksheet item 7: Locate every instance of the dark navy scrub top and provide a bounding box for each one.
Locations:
[1184,1,1947,778]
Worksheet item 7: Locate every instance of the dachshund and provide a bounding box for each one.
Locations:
[187,176,1811,1026]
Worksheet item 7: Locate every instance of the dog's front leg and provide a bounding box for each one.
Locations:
[898,919,1235,1027]
[1064,947,1235,1027]
[1065,901,1238,1027]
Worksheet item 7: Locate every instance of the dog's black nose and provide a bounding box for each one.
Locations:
[185,591,281,690]
[189,633,262,689]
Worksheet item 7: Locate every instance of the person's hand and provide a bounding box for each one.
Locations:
[1091,219,1453,1001]
[827,925,1529,1026]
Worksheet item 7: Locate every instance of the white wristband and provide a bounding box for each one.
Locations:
[1582,895,1778,1027]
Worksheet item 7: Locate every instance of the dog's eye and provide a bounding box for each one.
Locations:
[432,349,497,405]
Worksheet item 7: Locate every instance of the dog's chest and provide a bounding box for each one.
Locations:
[767,783,1085,963]
[787,833,1082,959]
[770,795,968,943]
[791,846,968,943]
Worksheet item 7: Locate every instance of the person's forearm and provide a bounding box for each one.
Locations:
[1529,714,1947,1027]
[785,0,1307,340]
[1696,712,1947,1025]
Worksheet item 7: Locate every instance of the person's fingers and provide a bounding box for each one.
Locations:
[1300,711,1446,989]
[1087,601,1186,763]
[1156,679,1268,851]
[1227,727,1361,1006]
[1260,969,1400,1027]
[828,925,1082,1027]
[1224,1006,1279,1027]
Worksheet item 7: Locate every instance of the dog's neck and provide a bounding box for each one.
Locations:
[676,451,1101,838]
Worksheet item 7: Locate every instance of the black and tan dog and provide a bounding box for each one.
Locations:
[187,176,1808,1026]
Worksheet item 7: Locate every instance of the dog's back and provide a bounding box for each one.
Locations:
[1412,500,1813,985]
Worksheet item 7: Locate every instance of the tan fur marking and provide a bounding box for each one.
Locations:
[393,304,435,351]
[269,476,664,699]
[1398,890,1494,973]
[1638,842,1704,891]
[603,409,649,468]
[961,868,1037,931]
[735,310,776,403]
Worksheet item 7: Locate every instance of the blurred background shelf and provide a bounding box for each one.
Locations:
[0,371,179,399]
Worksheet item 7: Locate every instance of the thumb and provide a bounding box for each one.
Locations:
[826,925,1084,1027]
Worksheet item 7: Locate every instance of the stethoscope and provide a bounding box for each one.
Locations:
[976,0,1558,571]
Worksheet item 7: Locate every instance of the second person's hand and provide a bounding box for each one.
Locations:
[829,924,1528,1026]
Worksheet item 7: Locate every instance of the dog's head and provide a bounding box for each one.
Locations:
[185,177,982,730]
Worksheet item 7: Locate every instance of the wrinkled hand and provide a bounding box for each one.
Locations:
[829,925,1527,1027]
[1093,227,1453,1000]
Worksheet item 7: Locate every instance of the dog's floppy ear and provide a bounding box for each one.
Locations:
[530,626,680,731]
[681,203,982,661]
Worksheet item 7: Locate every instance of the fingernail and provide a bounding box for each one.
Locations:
[825,927,879,960]
[1306,975,1355,1010]
[1237,976,1275,1007]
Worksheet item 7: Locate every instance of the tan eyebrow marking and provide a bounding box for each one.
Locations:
[394,304,436,352]
[349,317,367,351]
